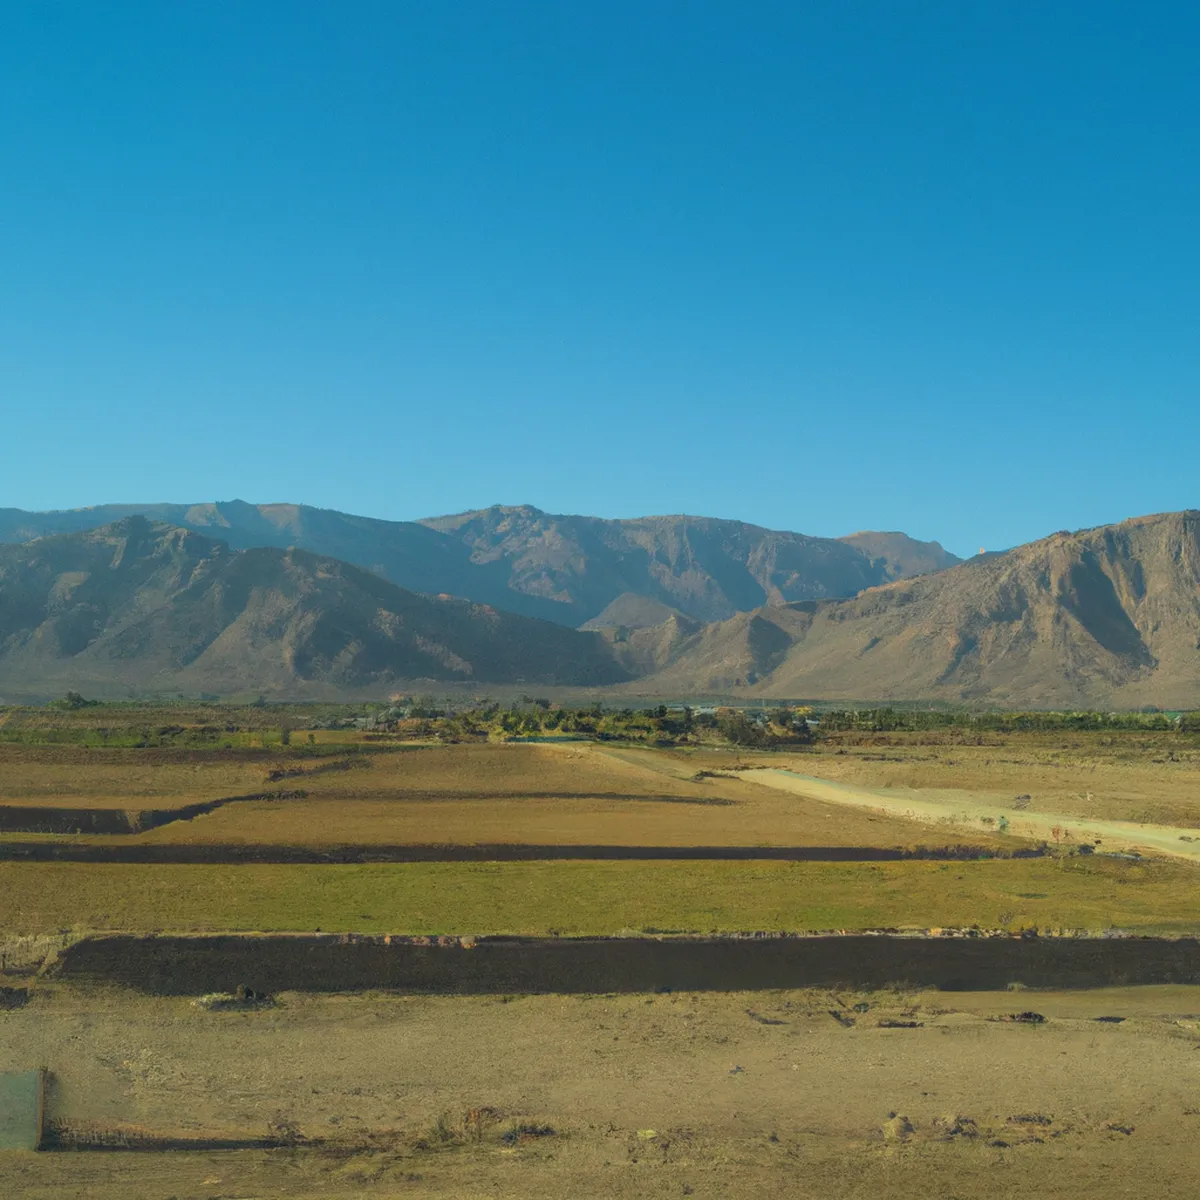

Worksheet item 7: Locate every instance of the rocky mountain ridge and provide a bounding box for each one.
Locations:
[610,510,1200,708]
[0,501,959,627]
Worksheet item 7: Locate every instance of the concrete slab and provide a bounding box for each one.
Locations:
[0,1069,44,1150]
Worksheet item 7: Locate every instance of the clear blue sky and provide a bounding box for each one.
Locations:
[3,2,1197,557]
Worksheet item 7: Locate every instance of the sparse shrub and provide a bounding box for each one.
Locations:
[501,1122,556,1145]
[463,1106,503,1142]
[415,1111,465,1150]
[267,1112,304,1145]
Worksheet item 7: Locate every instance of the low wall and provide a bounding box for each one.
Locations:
[0,842,1031,864]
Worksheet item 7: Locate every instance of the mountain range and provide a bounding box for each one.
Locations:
[0,502,959,628]
[0,502,1196,707]
[0,518,626,698]
[606,510,1200,708]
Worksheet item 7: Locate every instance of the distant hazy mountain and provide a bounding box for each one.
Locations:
[0,500,556,618]
[4,510,1197,707]
[836,530,962,583]
[420,506,957,623]
[0,501,958,627]
[612,511,1200,708]
[0,518,628,698]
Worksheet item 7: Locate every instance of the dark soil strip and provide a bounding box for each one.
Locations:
[266,757,369,782]
[52,933,1200,996]
[0,842,1037,864]
[0,793,744,836]
[43,1125,292,1152]
[0,791,306,835]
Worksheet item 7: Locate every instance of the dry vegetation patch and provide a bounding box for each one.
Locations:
[0,745,265,810]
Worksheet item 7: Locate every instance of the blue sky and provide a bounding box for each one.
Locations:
[2,2,1197,558]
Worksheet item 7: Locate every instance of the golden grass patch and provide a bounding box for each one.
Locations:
[0,743,1010,850]
[0,745,266,809]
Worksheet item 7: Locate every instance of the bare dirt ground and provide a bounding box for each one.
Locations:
[3,982,1199,1197]
[734,768,1200,864]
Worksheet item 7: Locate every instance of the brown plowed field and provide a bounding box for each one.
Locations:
[0,745,265,810]
[0,743,1017,851]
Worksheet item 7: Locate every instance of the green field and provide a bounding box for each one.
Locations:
[3,709,1200,941]
[3,855,1195,937]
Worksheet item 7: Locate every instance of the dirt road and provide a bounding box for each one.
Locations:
[736,768,1200,863]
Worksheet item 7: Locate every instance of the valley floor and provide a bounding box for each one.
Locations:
[4,982,1200,1198]
[2,727,1199,1196]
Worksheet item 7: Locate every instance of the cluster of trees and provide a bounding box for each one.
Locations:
[705,707,813,747]
[818,707,1197,733]
[383,701,814,747]
[48,691,101,710]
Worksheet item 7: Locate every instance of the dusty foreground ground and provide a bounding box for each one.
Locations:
[3,983,1200,1197]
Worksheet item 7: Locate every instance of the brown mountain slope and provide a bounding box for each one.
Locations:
[0,502,957,627]
[619,511,1200,707]
[419,505,935,624]
[0,519,628,698]
[0,501,558,620]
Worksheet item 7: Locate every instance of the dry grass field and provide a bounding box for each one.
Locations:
[130,743,1015,849]
[1,740,1198,936]
[0,745,266,810]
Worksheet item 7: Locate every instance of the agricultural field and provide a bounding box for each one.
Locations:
[3,703,1200,1198]
[5,854,1200,939]
[0,716,1199,937]
[0,745,267,810]
[122,743,1016,850]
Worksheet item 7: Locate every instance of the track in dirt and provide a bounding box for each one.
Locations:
[52,932,1200,995]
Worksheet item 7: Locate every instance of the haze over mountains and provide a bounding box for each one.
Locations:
[0,502,959,628]
[0,518,626,697]
[1,502,1197,707]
